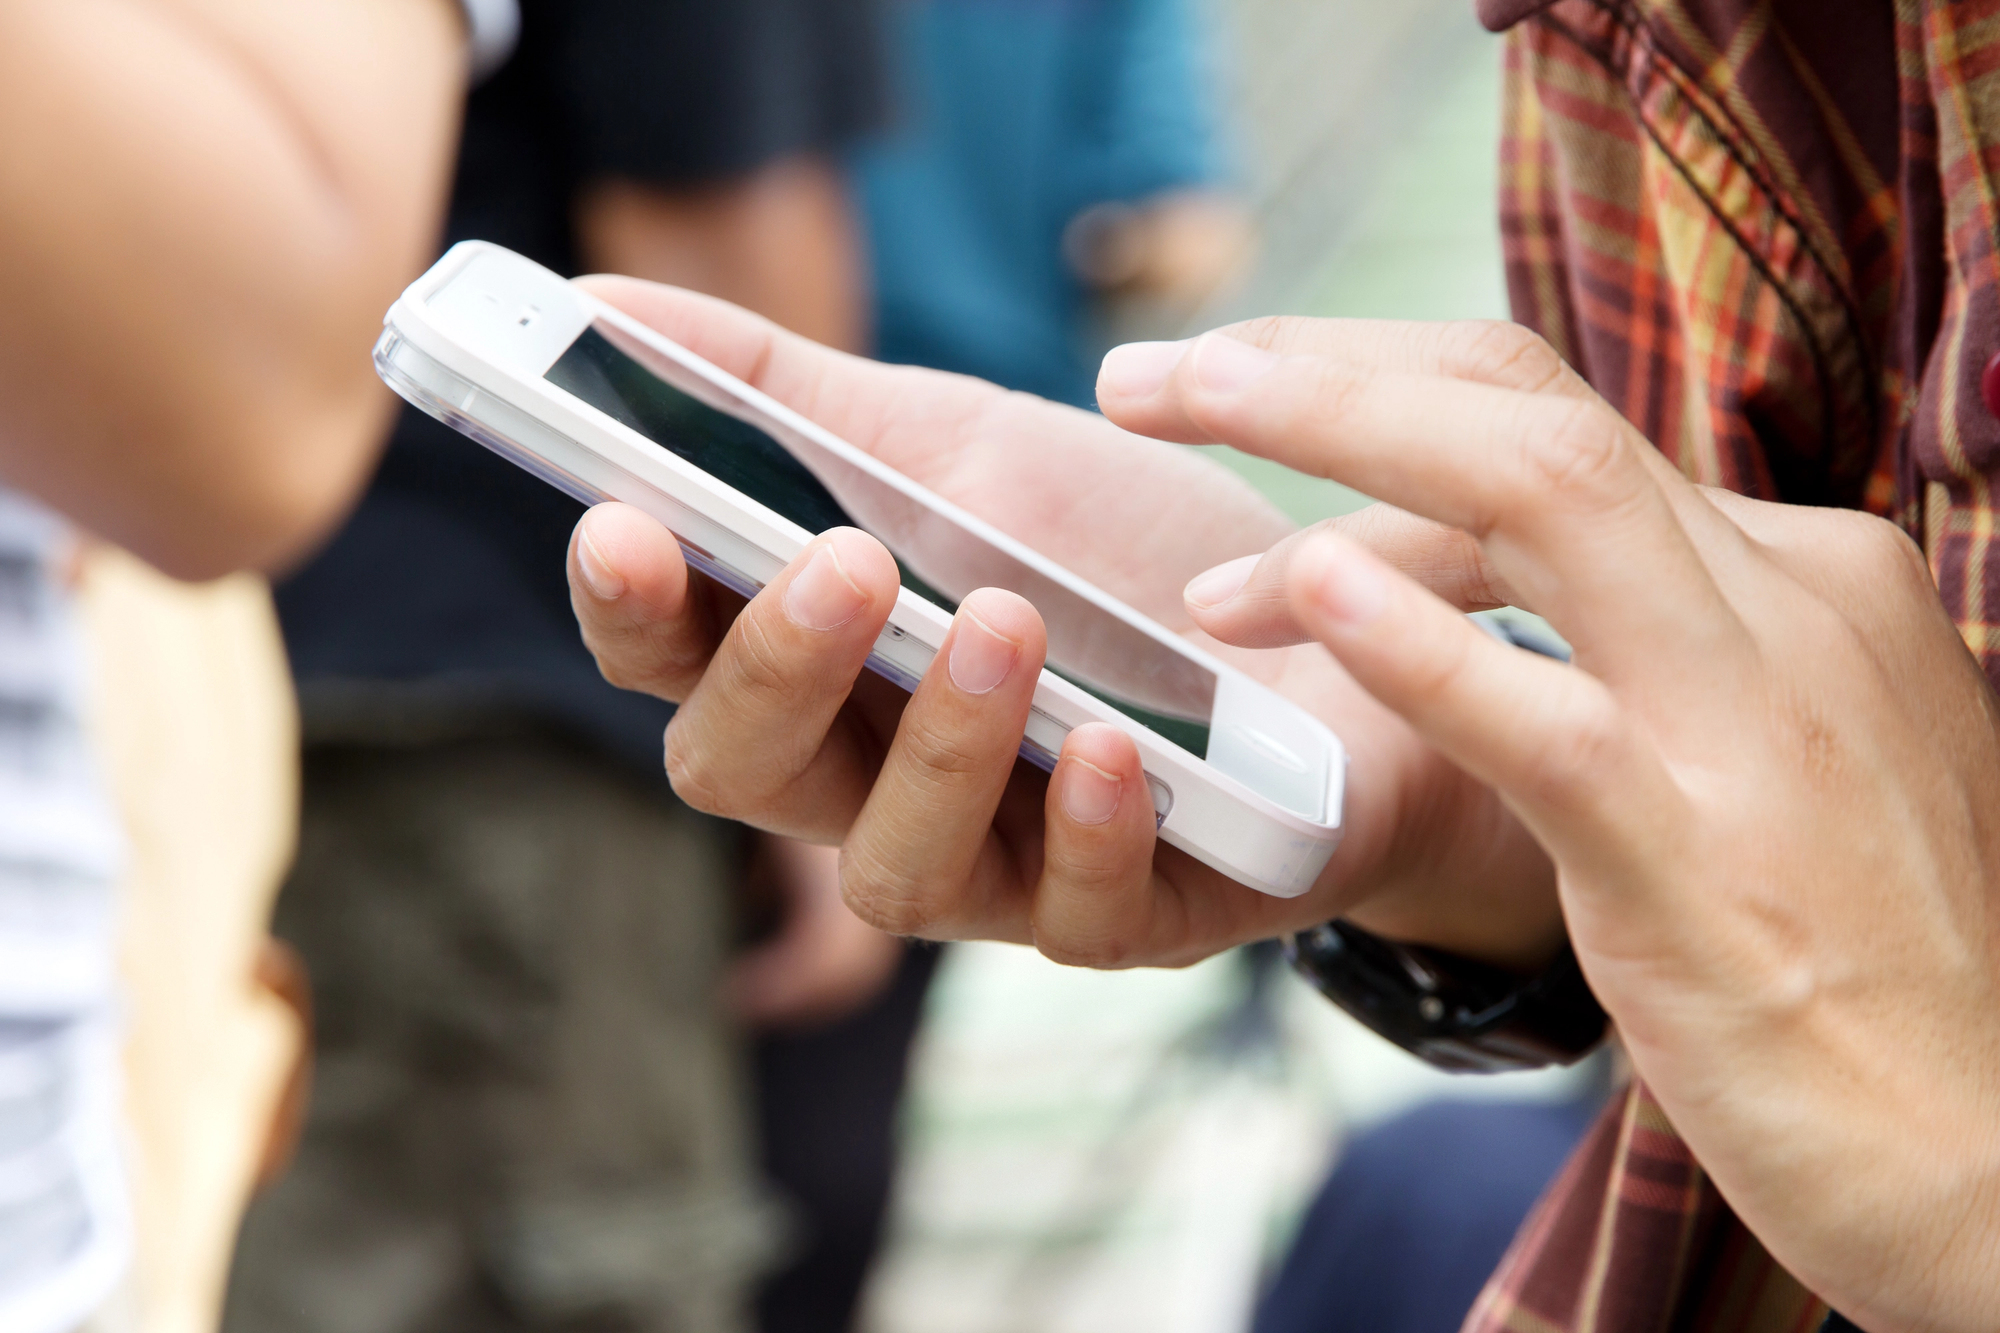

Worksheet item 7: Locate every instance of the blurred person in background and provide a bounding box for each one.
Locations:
[713,9,1256,1330]
[856,0,1253,407]
[855,10,1595,1331]
[550,0,2000,1325]
[223,5,907,1333]
[0,1,477,1330]
[847,10,1297,1333]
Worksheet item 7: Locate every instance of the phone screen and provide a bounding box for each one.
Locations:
[546,323,1216,759]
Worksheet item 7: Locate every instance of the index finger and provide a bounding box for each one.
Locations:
[1099,316,1597,444]
[1156,336,1756,691]
[1099,321,1731,547]
[1185,504,1516,650]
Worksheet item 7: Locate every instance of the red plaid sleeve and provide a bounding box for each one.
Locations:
[1459,1,2000,1329]
[1910,3,2000,660]
[1463,1083,1826,1333]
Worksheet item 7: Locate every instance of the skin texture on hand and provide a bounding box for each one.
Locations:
[563,283,2000,1322]
[1098,316,2000,1333]
[574,150,887,1022]
[0,0,463,578]
[564,277,1565,975]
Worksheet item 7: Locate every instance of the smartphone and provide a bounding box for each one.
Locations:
[374,242,1346,897]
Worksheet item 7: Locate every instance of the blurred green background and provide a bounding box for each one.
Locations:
[1179,0,1505,526]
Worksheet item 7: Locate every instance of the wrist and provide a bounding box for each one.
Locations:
[1344,813,1566,973]
[1288,921,1607,1072]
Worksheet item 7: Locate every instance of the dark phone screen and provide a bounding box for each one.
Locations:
[547,324,1215,758]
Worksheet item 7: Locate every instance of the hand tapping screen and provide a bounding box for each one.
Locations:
[546,323,1216,759]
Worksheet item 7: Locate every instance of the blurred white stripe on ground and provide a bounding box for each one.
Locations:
[859,944,1337,1333]
[858,943,1591,1333]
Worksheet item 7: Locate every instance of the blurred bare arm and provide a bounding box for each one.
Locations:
[0,0,464,579]
[578,154,892,1012]
[1065,190,1256,315]
[575,155,869,353]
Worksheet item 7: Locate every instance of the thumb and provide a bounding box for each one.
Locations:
[1185,505,1520,649]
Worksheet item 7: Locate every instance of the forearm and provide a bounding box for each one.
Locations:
[575,158,870,354]
[0,0,462,578]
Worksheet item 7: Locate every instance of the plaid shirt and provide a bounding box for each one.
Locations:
[1460,1,2000,1330]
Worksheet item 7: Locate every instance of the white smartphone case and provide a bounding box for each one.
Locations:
[375,242,1345,897]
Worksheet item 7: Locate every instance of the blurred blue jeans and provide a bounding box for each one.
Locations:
[1253,1097,1598,1333]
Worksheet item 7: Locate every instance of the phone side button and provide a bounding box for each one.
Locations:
[1144,775,1173,828]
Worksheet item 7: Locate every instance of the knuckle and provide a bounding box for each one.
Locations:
[1445,533,1504,608]
[661,724,731,815]
[1231,314,1311,353]
[1397,618,1481,711]
[588,621,704,699]
[838,846,938,937]
[1849,513,1931,587]
[1523,400,1636,505]
[722,611,800,701]
[1456,321,1567,393]
[1523,694,1632,809]
[595,653,652,694]
[596,646,685,698]
[896,710,992,786]
[665,719,810,825]
[1034,929,1136,971]
[1029,856,1149,971]
[1305,358,1375,425]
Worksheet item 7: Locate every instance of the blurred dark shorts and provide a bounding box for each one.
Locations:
[224,732,777,1333]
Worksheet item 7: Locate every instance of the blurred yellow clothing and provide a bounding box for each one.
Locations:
[75,548,307,1333]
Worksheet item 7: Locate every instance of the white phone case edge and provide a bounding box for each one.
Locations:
[377,241,1347,898]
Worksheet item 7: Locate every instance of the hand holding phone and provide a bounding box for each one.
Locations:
[379,243,1346,897]
[378,248,1567,969]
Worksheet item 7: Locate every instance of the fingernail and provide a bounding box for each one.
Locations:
[575,524,626,601]
[1306,541,1388,626]
[1192,335,1279,394]
[948,607,1021,695]
[1059,756,1123,826]
[1184,556,1257,610]
[783,544,867,631]
[1099,340,1188,398]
